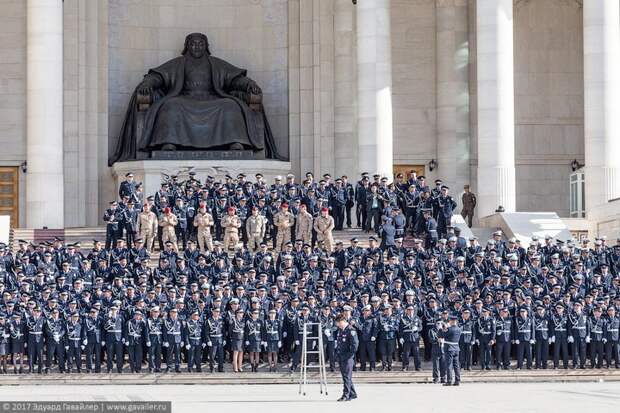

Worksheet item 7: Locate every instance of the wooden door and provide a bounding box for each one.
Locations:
[393,165,425,179]
[0,167,18,227]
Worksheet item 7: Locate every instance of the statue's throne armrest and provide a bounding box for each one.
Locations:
[230,91,266,152]
[134,92,152,159]
[229,90,263,111]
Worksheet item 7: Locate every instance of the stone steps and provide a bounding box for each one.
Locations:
[0,367,617,385]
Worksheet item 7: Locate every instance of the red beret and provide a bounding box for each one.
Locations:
[228,207,236,213]
[163,207,171,214]
[281,203,289,209]
[321,207,329,213]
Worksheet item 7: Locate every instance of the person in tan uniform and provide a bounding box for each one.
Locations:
[193,206,215,252]
[461,184,477,228]
[159,207,179,252]
[273,203,295,253]
[245,206,267,253]
[295,204,313,246]
[137,203,158,252]
[221,207,242,251]
[314,207,335,253]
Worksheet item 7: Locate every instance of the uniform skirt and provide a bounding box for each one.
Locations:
[11,340,24,354]
[266,340,279,353]
[231,339,244,352]
[246,340,262,352]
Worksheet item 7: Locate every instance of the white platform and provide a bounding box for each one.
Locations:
[112,160,292,199]
[479,212,572,243]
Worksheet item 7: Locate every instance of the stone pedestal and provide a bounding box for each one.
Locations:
[111,160,292,202]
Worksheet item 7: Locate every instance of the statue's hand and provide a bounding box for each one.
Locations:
[247,80,261,95]
[137,81,153,97]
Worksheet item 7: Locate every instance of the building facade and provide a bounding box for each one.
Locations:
[0,0,617,232]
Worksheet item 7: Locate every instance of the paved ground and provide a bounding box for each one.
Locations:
[0,382,617,413]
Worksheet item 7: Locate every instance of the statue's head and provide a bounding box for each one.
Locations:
[182,33,211,58]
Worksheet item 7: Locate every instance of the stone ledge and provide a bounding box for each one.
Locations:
[2,369,618,385]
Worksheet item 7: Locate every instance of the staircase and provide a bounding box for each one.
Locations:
[10,227,106,252]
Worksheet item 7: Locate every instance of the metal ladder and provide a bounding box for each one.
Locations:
[298,321,329,396]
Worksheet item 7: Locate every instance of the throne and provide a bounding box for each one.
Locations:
[134,90,267,160]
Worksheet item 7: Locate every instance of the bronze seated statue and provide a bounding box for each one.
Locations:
[110,32,282,165]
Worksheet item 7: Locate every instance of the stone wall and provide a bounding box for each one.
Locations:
[513,0,584,217]
[0,0,27,226]
[391,0,438,169]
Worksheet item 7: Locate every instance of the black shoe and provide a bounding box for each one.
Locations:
[432,378,438,383]
[337,396,349,402]
[442,382,452,386]
[453,382,460,386]
[350,394,357,400]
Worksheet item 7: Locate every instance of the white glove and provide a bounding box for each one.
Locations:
[603,338,607,344]
[202,343,207,348]
[497,331,502,336]
[223,340,226,346]
[515,340,520,345]
[101,341,106,346]
[261,341,267,347]
[295,340,300,345]
[475,340,480,345]
[585,336,591,344]
[163,342,169,348]
[82,339,88,346]
[567,336,574,343]
[185,344,191,350]
[81,345,85,350]
[312,341,317,350]
[549,336,555,344]
[122,339,126,345]
[530,340,535,345]
[283,332,288,338]
[244,341,249,346]
[65,346,69,351]
[180,341,184,347]
[207,341,212,347]
[146,342,151,347]
[370,337,376,342]
[324,328,331,336]
[24,343,27,348]
[124,341,129,347]
[399,338,404,345]
[278,341,282,348]
[412,327,418,332]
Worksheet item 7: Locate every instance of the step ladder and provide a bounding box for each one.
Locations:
[298,321,329,396]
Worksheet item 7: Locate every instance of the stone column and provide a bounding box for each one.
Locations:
[26,0,64,228]
[356,0,393,178]
[476,0,515,218]
[583,0,620,210]
[436,0,469,198]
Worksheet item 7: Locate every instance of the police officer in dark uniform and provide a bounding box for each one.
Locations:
[441,314,462,386]
[146,306,164,373]
[83,307,103,373]
[126,310,148,373]
[65,312,83,373]
[205,307,225,373]
[399,304,421,371]
[26,307,45,374]
[357,305,378,371]
[335,313,358,402]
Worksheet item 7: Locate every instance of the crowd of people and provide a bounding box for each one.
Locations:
[0,170,619,381]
